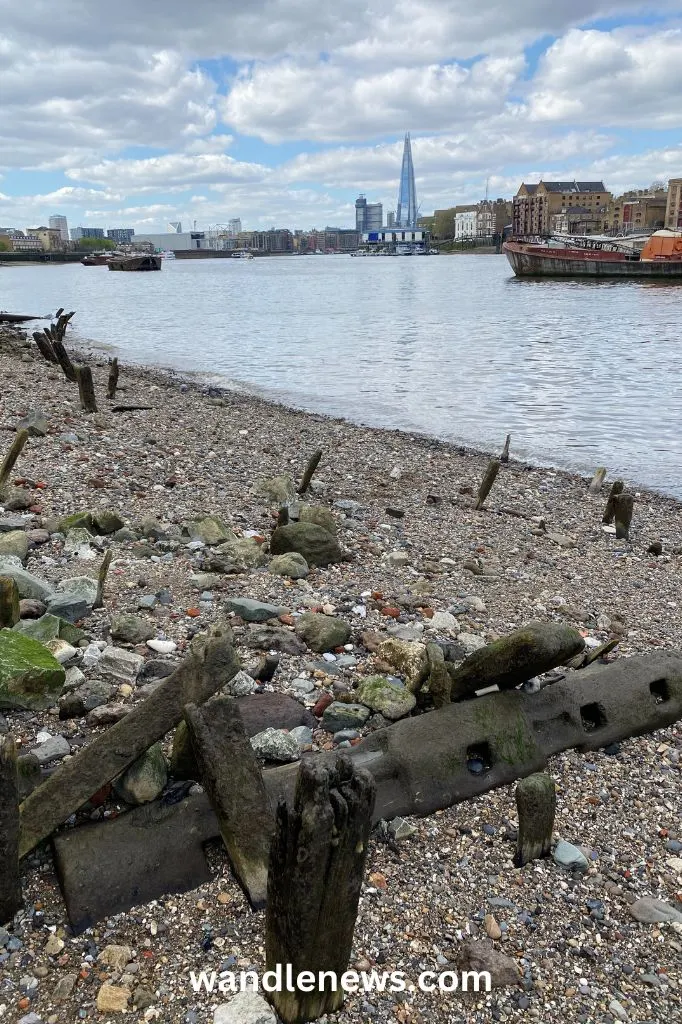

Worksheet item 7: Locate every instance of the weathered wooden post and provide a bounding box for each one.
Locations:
[514,773,556,867]
[0,577,20,628]
[265,756,376,1023]
[297,449,323,495]
[93,549,112,610]
[613,492,634,540]
[52,340,77,383]
[0,429,29,487]
[602,480,624,524]
[32,331,57,363]
[475,458,501,511]
[588,467,607,494]
[499,433,511,464]
[0,735,22,924]
[107,358,119,400]
[76,365,98,413]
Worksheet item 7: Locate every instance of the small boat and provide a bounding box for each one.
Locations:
[231,249,254,259]
[349,249,368,257]
[0,311,46,323]
[81,253,112,266]
[504,230,682,279]
[159,250,176,260]
[107,254,162,272]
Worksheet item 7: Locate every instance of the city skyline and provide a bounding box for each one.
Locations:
[0,2,681,232]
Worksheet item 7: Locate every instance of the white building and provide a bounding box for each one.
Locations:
[49,215,69,242]
[133,231,208,251]
[454,207,477,240]
[228,218,242,235]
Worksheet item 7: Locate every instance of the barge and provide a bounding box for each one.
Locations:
[504,230,682,279]
[107,254,162,272]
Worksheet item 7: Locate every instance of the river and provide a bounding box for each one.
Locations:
[2,254,681,497]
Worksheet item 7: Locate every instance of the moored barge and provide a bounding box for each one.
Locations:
[107,254,162,272]
[504,230,682,279]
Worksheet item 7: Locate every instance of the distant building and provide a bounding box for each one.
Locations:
[70,226,105,240]
[134,231,207,251]
[395,133,418,229]
[107,228,135,244]
[297,228,359,253]
[476,199,513,238]
[665,178,682,230]
[49,215,69,242]
[355,196,383,233]
[243,229,293,253]
[605,189,667,234]
[386,211,396,228]
[168,221,182,233]
[513,181,611,236]
[26,226,64,251]
[228,218,242,235]
[454,207,477,239]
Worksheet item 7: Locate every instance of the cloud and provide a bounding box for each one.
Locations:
[66,153,270,192]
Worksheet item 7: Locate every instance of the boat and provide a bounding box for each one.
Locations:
[504,230,682,278]
[159,250,176,260]
[81,253,112,266]
[231,249,254,259]
[107,254,162,272]
[0,311,46,323]
[349,249,368,257]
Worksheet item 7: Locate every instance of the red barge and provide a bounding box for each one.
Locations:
[504,230,682,279]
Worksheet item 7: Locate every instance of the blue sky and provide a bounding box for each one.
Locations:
[0,0,681,233]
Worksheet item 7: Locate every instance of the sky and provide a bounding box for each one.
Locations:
[1,0,681,234]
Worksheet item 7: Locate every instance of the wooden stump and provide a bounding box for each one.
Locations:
[107,358,119,400]
[613,492,634,540]
[0,577,20,628]
[52,340,77,383]
[94,549,112,610]
[602,480,624,524]
[76,365,98,413]
[475,458,501,511]
[500,433,511,463]
[265,756,375,1023]
[184,698,274,908]
[297,449,323,495]
[588,467,607,494]
[514,773,556,867]
[32,331,57,363]
[0,429,29,487]
[0,735,22,924]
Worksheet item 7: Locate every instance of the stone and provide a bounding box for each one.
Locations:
[46,576,98,622]
[98,646,144,683]
[91,510,125,535]
[377,638,429,692]
[299,505,337,536]
[321,701,370,732]
[45,638,78,664]
[252,475,295,504]
[270,522,343,568]
[268,552,309,579]
[0,629,65,710]
[64,527,96,558]
[214,536,268,569]
[428,611,460,634]
[484,914,502,940]
[110,613,155,645]
[628,898,682,924]
[0,557,53,601]
[295,612,351,652]
[114,743,167,805]
[458,632,487,656]
[132,987,156,1010]
[31,734,70,764]
[388,817,417,840]
[53,974,77,1001]
[225,670,257,696]
[214,991,277,1024]
[186,515,233,546]
[354,676,416,720]
[0,515,28,533]
[387,549,410,566]
[17,409,48,437]
[290,725,313,746]
[553,839,589,872]
[0,531,29,561]
[57,511,95,535]
[425,642,452,707]
[455,939,520,988]
[45,932,64,956]
[96,982,131,1012]
[244,624,306,655]
[18,599,46,619]
[13,613,63,643]
[515,774,556,866]
[146,638,176,655]
[250,727,300,763]
[448,622,585,700]
[225,598,287,623]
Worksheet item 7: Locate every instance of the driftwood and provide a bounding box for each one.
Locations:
[93,549,112,610]
[0,735,21,924]
[266,757,375,1023]
[19,631,240,857]
[0,577,20,627]
[602,480,624,524]
[111,404,153,413]
[107,358,119,400]
[514,773,556,867]
[475,458,500,510]
[297,449,323,495]
[76,365,98,413]
[613,492,634,540]
[0,429,29,487]
[588,467,607,494]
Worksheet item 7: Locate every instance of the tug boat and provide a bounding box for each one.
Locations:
[503,230,682,279]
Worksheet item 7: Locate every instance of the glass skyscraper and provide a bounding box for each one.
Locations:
[395,133,418,229]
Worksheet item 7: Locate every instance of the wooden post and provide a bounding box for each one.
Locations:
[0,429,29,487]
[475,458,500,511]
[499,434,511,464]
[0,577,20,628]
[93,550,112,610]
[514,773,555,868]
[297,449,323,495]
[613,492,634,540]
[52,340,77,383]
[265,756,375,1024]
[0,735,22,925]
[32,331,57,363]
[76,365,98,413]
[602,480,624,524]
[588,467,607,494]
[106,358,119,400]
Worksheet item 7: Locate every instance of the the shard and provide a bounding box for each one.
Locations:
[395,132,418,229]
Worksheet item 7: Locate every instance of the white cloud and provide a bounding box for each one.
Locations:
[66,153,270,192]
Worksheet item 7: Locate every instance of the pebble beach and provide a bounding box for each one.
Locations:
[0,323,681,1024]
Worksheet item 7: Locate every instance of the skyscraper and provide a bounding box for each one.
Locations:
[395,133,418,229]
[49,215,69,242]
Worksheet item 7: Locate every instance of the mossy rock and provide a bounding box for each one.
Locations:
[295,612,351,653]
[13,612,87,646]
[91,510,126,535]
[252,475,296,504]
[57,511,95,535]
[298,506,337,537]
[0,628,66,710]
[185,515,233,546]
[270,522,343,568]
[355,675,416,720]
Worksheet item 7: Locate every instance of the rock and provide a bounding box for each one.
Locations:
[45,638,78,664]
[268,552,309,579]
[270,522,343,568]
[132,987,156,1010]
[110,613,155,644]
[13,613,62,643]
[321,701,370,732]
[91,510,125,534]
[225,598,287,623]
[0,629,65,710]
[428,611,460,635]
[244,625,306,655]
[0,530,29,561]
[46,576,98,622]
[0,514,28,533]
[252,474,295,504]
[290,725,313,746]
[87,703,129,726]
[45,932,65,955]
[57,511,95,535]
[215,535,269,569]
[299,505,337,536]
[448,622,585,700]
[18,599,46,619]
[609,999,629,1021]
[387,817,417,840]
[114,744,167,805]
[225,670,258,696]
[137,594,158,610]
[146,638,176,655]
[456,938,521,988]
[377,638,428,692]
[458,632,487,656]
[64,527,96,558]
[186,515,233,546]
[484,914,502,940]
[250,727,300,763]
[25,529,49,545]
[424,642,452,707]
[17,409,48,437]
[96,982,131,1012]
[387,622,424,641]
[387,549,410,567]
[31,734,70,764]
[53,973,77,1000]
[553,839,589,872]
[214,991,277,1024]
[295,612,351,652]
[628,898,682,924]
[98,646,144,683]
[354,675,416,720]
[0,557,53,600]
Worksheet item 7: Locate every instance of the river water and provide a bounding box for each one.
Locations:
[2,254,681,497]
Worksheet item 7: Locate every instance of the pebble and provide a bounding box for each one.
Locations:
[146,638,177,654]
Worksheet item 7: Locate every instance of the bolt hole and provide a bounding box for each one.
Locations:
[580,702,607,732]
[466,741,493,775]
[650,678,670,704]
